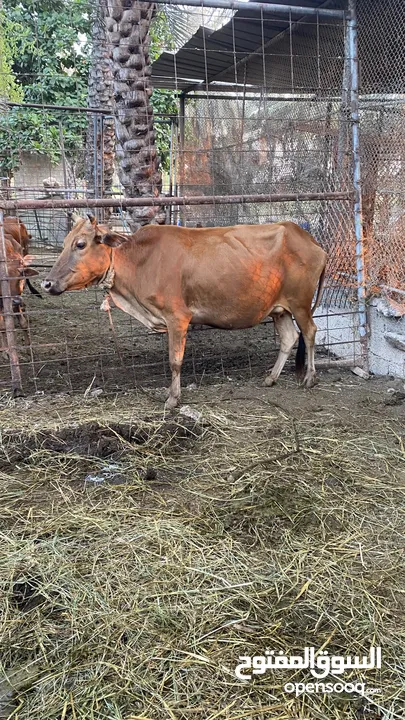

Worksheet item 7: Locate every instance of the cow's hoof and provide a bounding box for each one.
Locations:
[165,395,179,410]
[264,375,276,387]
[302,375,316,389]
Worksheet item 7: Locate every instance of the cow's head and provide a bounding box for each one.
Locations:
[42,214,127,295]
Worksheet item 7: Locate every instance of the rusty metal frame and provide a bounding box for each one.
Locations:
[3,192,352,213]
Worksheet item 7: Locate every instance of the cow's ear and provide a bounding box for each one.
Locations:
[94,223,110,239]
[99,232,128,248]
[20,267,39,277]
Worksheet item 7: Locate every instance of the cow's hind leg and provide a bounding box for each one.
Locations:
[165,316,191,410]
[264,309,298,386]
[293,308,317,388]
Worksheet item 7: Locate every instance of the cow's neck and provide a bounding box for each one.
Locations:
[106,245,167,332]
[98,253,115,291]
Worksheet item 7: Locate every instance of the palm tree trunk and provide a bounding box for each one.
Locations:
[106,0,165,229]
[86,0,115,202]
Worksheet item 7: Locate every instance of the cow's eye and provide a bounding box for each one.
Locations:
[76,240,86,250]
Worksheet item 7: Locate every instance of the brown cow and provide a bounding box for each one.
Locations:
[0,235,39,353]
[42,216,327,408]
[4,216,32,255]
[4,216,42,298]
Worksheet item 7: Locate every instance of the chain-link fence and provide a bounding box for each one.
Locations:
[181,96,357,310]
[358,0,405,307]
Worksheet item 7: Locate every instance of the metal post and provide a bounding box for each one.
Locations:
[93,113,99,221]
[100,114,105,221]
[0,209,23,395]
[179,93,186,226]
[347,0,368,370]
[59,122,70,235]
[167,119,175,225]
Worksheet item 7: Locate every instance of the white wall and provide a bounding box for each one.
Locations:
[315,300,405,379]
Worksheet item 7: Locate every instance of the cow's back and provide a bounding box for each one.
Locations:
[117,222,324,330]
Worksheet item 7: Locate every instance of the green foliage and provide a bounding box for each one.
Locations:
[5,0,91,104]
[0,109,59,173]
[0,107,88,175]
[150,9,176,62]
[1,0,90,176]
[150,11,178,174]
[151,90,178,174]
[0,0,178,178]
[0,11,24,101]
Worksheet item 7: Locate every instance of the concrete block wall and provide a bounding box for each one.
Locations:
[368,299,405,378]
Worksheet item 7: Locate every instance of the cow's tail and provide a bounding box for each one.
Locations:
[295,264,326,378]
[26,279,42,299]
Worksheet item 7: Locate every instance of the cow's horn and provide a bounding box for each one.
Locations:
[87,213,96,225]
[70,212,81,224]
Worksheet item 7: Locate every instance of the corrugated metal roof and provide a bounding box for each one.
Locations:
[151,1,345,93]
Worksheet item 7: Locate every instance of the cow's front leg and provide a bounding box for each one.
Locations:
[165,316,191,410]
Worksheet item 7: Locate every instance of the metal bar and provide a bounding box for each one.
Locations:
[347,0,368,371]
[99,115,105,222]
[316,358,356,367]
[6,187,92,194]
[58,123,69,195]
[93,114,99,211]
[178,93,186,226]
[167,120,175,225]
[2,191,353,212]
[187,93,337,101]
[0,209,23,394]
[152,0,344,18]
[6,101,175,119]
[7,101,113,114]
[58,122,70,234]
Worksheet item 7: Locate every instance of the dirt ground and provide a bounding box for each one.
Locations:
[0,366,404,720]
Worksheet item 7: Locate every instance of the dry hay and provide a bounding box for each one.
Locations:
[0,382,404,720]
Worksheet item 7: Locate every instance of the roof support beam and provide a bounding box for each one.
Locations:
[152,0,344,19]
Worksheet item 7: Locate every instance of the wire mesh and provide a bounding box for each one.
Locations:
[356,0,405,306]
[0,0,371,396]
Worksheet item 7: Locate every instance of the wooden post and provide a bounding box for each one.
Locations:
[0,208,23,395]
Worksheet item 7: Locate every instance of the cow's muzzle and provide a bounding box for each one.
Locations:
[42,279,63,295]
